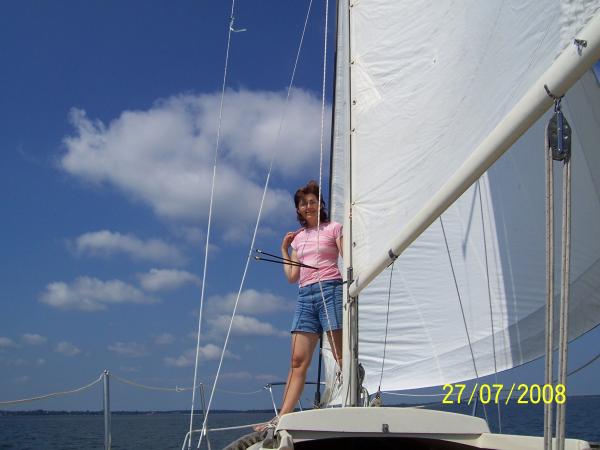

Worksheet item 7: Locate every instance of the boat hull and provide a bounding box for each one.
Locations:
[240,407,591,450]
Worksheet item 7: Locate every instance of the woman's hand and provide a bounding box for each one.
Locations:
[281,230,299,253]
[281,231,300,284]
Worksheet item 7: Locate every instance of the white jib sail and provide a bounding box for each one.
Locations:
[330,0,600,393]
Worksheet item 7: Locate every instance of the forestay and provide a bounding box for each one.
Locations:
[330,0,600,392]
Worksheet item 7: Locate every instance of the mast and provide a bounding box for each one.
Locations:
[343,0,360,407]
[330,0,359,406]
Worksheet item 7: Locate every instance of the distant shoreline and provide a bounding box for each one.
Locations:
[2,395,599,416]
[0,409,274,416]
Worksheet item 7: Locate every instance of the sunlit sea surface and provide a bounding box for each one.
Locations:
[1,397,599,449]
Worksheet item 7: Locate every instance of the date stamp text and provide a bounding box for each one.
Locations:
[442,383,566,405]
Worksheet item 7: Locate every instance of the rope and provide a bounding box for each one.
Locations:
[114,373,272,395]
[317,281,341,367]
[197,3,315,447]
[556,142,572,450]
[544,110,556,450]
[377,263,395,395]
[185,420,265,446]
[439,215,489,425]
[206,423,262,432]
[188,2,238,447]
[0,373,103,406]
[216,388,265,395]
[301,0,343,412]
[112,374,203,393]
[477,180,502,433]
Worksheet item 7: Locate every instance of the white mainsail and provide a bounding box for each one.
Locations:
[330,1,600,393]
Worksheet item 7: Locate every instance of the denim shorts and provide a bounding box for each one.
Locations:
[291,279,343,334]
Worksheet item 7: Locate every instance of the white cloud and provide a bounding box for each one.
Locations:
[209,314,288,338]
[138,268,200,292]
[154,333,176,345]
[5,357,45,367]
[21,333,47,345]
[201,89,330,176]
[164,344,236,368]
[73,230,185,265]
[60,89,326,238]
[40,276,158,311]
[208,289,293,315]
[0,337,16,348]
[14,375,30,384]
[172,226,205,245]
[55,341,81,356]
[108,342,147,358]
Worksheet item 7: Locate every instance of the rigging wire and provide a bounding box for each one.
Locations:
[564,351,600,378]
[247,0,339,419]
[196,2,316,447]
[112,374,202,393]
[114,373,266,395]
[215,387,265,396]
[115,374,266,395]
[0,373,103,405]
[558,99,599,382]
[439,214,490,425]
[188,1,238,445]
[477,179,502,433]
[381,391,459,398]
[377,262,395,397]
[313,0,342,393]
[317,0,330,212]
[268,385,279,416]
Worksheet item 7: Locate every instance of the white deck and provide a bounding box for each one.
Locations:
[278,406,489,435]
[249,407,591,450]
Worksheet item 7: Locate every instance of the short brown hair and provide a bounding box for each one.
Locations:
[294,180,329,226]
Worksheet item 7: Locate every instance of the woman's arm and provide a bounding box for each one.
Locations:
[336,236,343,258]
[282,232,300,284]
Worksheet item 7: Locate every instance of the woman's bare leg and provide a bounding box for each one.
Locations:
[279,332,319,416]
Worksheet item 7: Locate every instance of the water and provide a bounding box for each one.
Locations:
[1,398,598,449]
[0,411,274,450]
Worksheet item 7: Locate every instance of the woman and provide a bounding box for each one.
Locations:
[256,180,343,431]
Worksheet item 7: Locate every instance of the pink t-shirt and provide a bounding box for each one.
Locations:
[291,221,343,287]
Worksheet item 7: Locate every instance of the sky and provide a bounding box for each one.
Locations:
[1,1,599,416]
